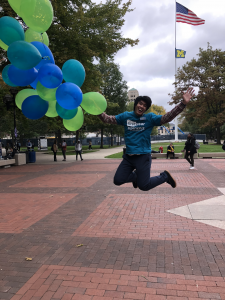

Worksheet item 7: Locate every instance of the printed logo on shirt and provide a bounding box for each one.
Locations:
[127,120,145,131]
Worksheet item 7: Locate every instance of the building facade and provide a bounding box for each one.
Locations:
[128,88,139,102]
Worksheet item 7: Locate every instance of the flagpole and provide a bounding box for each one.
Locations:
[174,0,178,142]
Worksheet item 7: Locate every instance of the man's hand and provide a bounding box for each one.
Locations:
[182,87,195,105]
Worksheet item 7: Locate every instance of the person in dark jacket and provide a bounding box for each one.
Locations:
[167,143,175,159]
[183,133,197,169]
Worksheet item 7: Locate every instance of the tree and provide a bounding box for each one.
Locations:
[96,59,128,146]
[169,44,225,144]
[0,0,139,140]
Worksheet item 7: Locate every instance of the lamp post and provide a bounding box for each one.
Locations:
[3,88,18,151]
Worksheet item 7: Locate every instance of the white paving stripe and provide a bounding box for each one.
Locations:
[167,188,225,230]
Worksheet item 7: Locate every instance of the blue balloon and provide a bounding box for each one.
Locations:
[56,83,83,110]
[0,16,24,46]
[30,76,39,89]
[7,41,42,70]
[22,95,49,120]
[56,102,78,120]
[2,65,17,87]
[31,41,54,70]
[62,59,85,87]
[8,65,38,87]
[38,63,63,88]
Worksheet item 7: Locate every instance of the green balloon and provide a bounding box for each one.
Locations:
[36,81,57,101]
[15,89,38,109]
[0,39,8,51]
[8,0,23,17]
[21,0,53,33]
[63,106,84,131]
[45,100,58,117]
[81,92,107,115]
[25,28,49,46]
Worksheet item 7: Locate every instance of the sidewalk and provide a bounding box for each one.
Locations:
[35,146,124,164]
[0,157,225,300]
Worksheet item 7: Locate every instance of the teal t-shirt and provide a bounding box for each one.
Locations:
[116,111,162,154]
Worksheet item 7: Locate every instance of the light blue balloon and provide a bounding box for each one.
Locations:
[56,82,83,110]
[2,65,17,87]
[0,16,24,46]
[31,41,54,70]
[38,63,63,88]
[56,102,78,120]
[62,59,85,87]
[8,65,38,87]
[22,95,49,120]
[7,41,42,70]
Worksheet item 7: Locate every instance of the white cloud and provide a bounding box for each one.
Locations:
[95,0,225,111]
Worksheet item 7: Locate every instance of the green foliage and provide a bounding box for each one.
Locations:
[170,43,225,144]
[0,0,138,139]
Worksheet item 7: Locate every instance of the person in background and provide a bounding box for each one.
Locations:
[183,133,197,169]
[26,140,32,151]
[159,146,163,153]
[88,141,92,150]
[61,139,67,161]
[75,140,83,161]
[222,140,225,151]
[53,140,58,162]
[167,143,175,159]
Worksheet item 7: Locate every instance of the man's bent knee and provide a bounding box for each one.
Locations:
[113,177,125,186]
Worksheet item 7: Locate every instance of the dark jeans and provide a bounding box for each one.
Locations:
[76,150,83,160]
[114,153,168,191]
[167,151,175,159]
[53,151,57,161]
[185,152,194,166]
[62,150,66,160]
[88,145,92,150]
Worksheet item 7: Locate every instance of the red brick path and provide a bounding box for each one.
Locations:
[0,158,225,300]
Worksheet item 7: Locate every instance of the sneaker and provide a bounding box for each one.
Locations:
[190,166,195,170]
[164,170,176,188]
[132,170,138,188]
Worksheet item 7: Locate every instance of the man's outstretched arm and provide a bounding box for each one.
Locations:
[98,112,117,125]
[161,87,194,125]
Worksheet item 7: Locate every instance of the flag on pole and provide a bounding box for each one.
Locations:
[175,49,186,58]
[176,2,205,26]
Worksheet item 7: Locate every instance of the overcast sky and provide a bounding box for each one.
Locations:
[95,0,225,111]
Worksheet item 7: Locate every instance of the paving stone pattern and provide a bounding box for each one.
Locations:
[0,158,225,300]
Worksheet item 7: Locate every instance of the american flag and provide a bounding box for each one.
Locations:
[176,2,205,26]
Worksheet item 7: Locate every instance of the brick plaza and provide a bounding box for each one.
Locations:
[0,158,225,300]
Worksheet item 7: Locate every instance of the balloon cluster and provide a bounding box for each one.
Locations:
[0,0,107,131]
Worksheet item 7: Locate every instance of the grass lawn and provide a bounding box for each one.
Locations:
[105,142,225,159]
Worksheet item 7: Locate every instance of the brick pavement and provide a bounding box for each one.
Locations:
[0,158,225,300]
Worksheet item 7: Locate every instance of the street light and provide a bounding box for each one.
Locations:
[3,87,18,151]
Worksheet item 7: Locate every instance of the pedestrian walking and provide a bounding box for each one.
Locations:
[183,133,197,169]
[98,87,195,190]
[52,140,58,162]
[75,140,83,161]
[61,139,67,161]
[167,143,175,159]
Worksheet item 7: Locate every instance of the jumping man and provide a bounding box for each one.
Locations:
[98,88,194,191]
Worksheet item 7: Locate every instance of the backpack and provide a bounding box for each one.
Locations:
[195,140,200,149]
[222,144,225,151]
